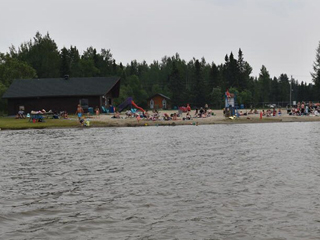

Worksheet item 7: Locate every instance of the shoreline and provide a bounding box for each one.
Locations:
[1,110,320,130]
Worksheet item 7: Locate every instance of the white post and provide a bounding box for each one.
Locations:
[290,76,292,107]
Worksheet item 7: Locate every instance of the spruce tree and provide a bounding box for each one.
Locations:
[60,47,70,77]
[311,41,320,99]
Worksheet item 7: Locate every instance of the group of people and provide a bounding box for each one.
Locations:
[194,106,214,118]
[288,101,320,116]
[110,104,214,121]
[262,108,282,117]
[15,110,25,119]
[233,101,320,118]
[16,108,69,120]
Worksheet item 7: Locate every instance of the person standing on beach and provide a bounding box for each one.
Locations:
[95,106,100,117]
[187,104,191,112]
[76,104,84,120]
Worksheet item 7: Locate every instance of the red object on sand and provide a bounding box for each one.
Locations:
[179,107,188,112]
[226,90,231,98]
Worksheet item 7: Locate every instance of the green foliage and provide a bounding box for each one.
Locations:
[115,75,148,108]
[79,58,100,77]
[311,41,320,98]
[258,65,271,102]
[0,54,37,114]
[13,32,61,78]
[0,82,8,114]
[210,87,223,109]
[239,89,252,107]
[1,32,319,114]
[0,55,37,87]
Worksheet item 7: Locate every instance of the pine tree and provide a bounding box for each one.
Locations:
[237,48,251,91]
[168,61,183,106]
[311,41,320,99]
[60,47,70,77]
[193,59,206,107]
[69,46,81,77]
[258,65,271,103]
[17,32,61,78]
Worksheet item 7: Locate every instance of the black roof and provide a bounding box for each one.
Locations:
[2,77,120,99]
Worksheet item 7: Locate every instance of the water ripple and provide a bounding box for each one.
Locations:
[1,122,320,239]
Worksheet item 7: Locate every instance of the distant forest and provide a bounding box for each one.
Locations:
[1,32,320,113]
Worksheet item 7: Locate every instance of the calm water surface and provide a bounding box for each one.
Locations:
[1,122,320,240]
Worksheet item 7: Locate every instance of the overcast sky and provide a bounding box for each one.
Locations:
[1,0,320,83]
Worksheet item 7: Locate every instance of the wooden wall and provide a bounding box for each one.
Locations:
[148,95,171,109]
[7,96,101,115]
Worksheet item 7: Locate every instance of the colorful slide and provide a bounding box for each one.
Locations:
[117,97,145,113]
[131,100,145,113]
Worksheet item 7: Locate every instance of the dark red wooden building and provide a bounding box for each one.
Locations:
[147,93,171,110]
[2,76,120,115]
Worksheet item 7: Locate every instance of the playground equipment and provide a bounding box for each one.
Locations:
[225,90,237,117]
[117,97,145,113]
[179,104,191,113]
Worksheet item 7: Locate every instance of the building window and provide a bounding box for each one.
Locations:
[162,99,167,109]
[80,99,89,110]
[150,99,154,109]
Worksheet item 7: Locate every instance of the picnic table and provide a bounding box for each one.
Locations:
[29,113,45,122]
[28,112,54,122]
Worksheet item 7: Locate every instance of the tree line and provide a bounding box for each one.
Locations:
[1,32,320,114]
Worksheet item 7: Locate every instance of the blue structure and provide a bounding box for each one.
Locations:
[225,90,237,117]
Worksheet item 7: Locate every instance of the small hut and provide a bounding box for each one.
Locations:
[147,93,171,110]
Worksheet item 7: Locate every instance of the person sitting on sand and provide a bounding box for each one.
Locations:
[16,110,25,119]
[112,111,120,119]
[143,110,150,119]
[125,110,133,118]
[172,113,178,120]
[207,109,213,116]
[199,107,204,118]
[266,109,271,117]
[79,116,85,126]
[152,110,159,121]
[194,108,199,118]
[63,111,68,119]
[185,112,191,120]
[163,113,171,121]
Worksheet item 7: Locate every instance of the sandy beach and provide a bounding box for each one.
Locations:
[2,109,319,131]
[91,109,320,128]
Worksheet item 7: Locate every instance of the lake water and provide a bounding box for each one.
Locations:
[1,122,320,240]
